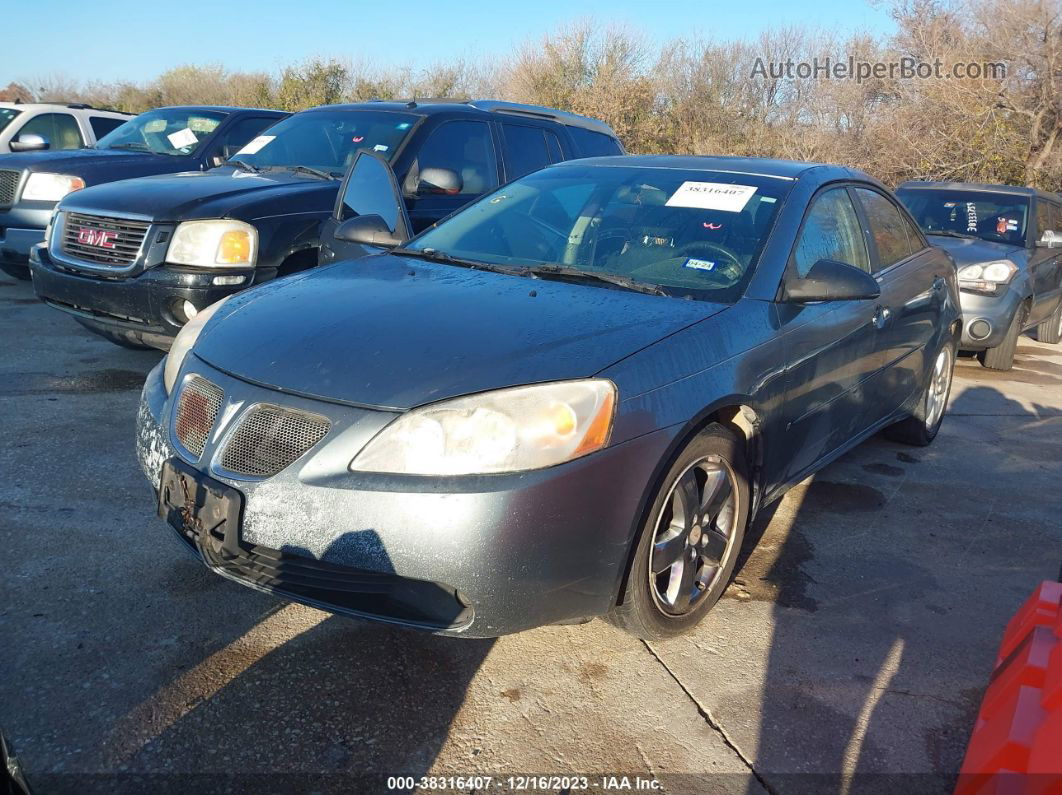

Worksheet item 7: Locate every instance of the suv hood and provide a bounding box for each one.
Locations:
[0,148,187,185]
[194,254,727,410]
[927,234,1026,266]
[59,168,338,222]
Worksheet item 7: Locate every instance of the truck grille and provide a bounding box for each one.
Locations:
[61,212,150,267]
[174,376,224,458]
[0,169,20,207]
[220,405,330,478]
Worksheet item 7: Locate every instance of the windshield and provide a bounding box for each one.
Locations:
[230,110,418,176]
[406,164,791,302]
[898,188,1030,247]
[95,108,228,156]
[0,108,21,135]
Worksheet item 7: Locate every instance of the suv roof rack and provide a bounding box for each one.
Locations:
[467,100,616,136]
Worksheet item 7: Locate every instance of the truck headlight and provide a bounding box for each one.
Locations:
[163,297,230,394]
[350,380,616,475]
[957,261,1017,293]
[22,173,85,202]
[168,220,257,268]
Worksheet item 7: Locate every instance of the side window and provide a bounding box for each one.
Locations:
[501,124,551,180]
[215,117,279,158]
[414,120,498,196]
[89,116,126,140]
[793,188,871,277]
[566,127,623,158]
[854,188,920,270]
[20,113,84,150]
[544,129,564,163]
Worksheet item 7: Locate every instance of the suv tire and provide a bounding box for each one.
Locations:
[0,263,30,281]
[1036,302,1062,345]
[978,306,1025,371]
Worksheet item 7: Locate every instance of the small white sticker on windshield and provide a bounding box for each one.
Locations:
[683,258,716,271]
[167,128,198,149]
[666,181,757,212]
[237,135,275,155]
[373,144,389,152]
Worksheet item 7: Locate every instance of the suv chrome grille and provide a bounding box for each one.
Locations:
[174,377,224,458]
[220,405,330,478]
[61,212,150,267]
[0,169,20,207]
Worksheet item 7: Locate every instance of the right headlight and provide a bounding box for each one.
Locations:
[167,220,257,268]
[22,172,85,202]
[350,379,617,475]
[957,260,1017,292]
[163,297,230,394]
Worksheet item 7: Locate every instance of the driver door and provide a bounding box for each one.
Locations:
[319,151,412,264]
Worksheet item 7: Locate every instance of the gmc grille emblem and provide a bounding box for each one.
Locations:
[77,228,117,249]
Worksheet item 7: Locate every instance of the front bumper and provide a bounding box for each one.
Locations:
[957,286,1026,350]
[30,245,254,350]
[136,358,678,637]
[0,204,50,266]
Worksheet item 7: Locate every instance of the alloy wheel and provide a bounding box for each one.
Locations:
[925,346,953,430]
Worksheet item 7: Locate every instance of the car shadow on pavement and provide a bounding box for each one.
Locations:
[739,377,1062,794]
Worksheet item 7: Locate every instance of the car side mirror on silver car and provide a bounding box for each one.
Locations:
[1037,230,1061,249]
[417,167,462,195]
[9,133,49,152]
[333,214,406,248]
[784,258,882,303]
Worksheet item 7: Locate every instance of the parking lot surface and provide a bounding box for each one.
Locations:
[1,272,1060,793]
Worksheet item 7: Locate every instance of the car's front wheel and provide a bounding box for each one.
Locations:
[0,263,30,281]
[608,424,750,639]
[1036,301,1062,345]
[978,305,1025,371]
[885,338,956,446]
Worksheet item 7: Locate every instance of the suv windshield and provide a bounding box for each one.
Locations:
[0,108,21,135]
[230,110,418,177]
[898,188,1030,247]
[96,108,228,156]
[406,164,791,302]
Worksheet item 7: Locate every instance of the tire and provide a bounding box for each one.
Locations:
[607,424,750,640]
[1036,302,1062,345]
[885,338,956,446]
[978,305,1025,371]
[0,262,30,281]
[74,318,154,350]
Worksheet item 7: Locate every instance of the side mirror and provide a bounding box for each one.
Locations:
[10,133,48,152]
[333,214,404,248]
[784,258,881,303]
[418,167,462,195]
[1038,230,1061,249]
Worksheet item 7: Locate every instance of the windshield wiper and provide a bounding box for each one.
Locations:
[271,165,339,180]
[525,264,669,296]
[107,143,151,152]
[224,159,260,173]
[392,247,527,276]
[927,229,979,240]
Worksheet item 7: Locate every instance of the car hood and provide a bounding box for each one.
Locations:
[0,147,187,184]
[59,168,338,222]
[927,234,1026,266]
[194,254,727,410]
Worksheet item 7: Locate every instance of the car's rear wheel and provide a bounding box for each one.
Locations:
[1035,302,1062,345]
[885,338,955,446]
[0,263,30,281]
[978,305,1025,371]
[608,424,749,640]
[74,318,154,350]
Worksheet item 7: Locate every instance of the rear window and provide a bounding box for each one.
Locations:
[89,116,126,140]
[567,126,623,158]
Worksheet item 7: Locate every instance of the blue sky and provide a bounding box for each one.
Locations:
[6,0,894,87]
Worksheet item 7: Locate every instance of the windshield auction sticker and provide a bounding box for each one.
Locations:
[237,135,275,155]
[666,181,757,212]
[167,128,198,149]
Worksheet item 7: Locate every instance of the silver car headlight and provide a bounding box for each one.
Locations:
[957,261,1017,292]
[350,380,617,475]
[22,173,85,202]
[163,297,230,394]
[167,220,257,268]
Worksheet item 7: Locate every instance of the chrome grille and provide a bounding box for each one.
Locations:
[220,405,330,478]
[0,169,20,207]
[61,212,150,267]
[174,377,224,458]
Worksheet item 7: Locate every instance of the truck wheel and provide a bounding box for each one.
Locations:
[607,424,750,640]
[885,339,955,446]
[74,318,154,350]
[0,263,30,281]
[1036,302,1062,345]
[978,306,1025,371]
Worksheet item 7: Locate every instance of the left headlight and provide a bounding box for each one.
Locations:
[163,296,230,394]
[167,220,257,268]
[21,173,85,202]
[957,260,1017,292]
[350,379,617,475]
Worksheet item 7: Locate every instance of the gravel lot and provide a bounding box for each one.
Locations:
[1,271,1060,793]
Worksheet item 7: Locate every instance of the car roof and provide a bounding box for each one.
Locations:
[301,99,617,136]
[150,105,286,115]
[548,154,867,182]
[0,102,130,115]
[897,180,1056,201]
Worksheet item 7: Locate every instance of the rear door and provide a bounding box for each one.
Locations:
[499,122,555,181]
[320,150,411,263]
[1029,197,1062,325]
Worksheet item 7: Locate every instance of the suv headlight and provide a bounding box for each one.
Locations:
[168,220,257,268]
[957,261,1017,293]
[350,380,616,475]
[22,173,85,202]
[163,297,230,394]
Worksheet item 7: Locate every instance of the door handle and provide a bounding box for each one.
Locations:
[873,305,891,328]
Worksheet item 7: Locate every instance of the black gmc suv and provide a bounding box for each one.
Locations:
[29,99,623,349]
[0,106,286,280]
